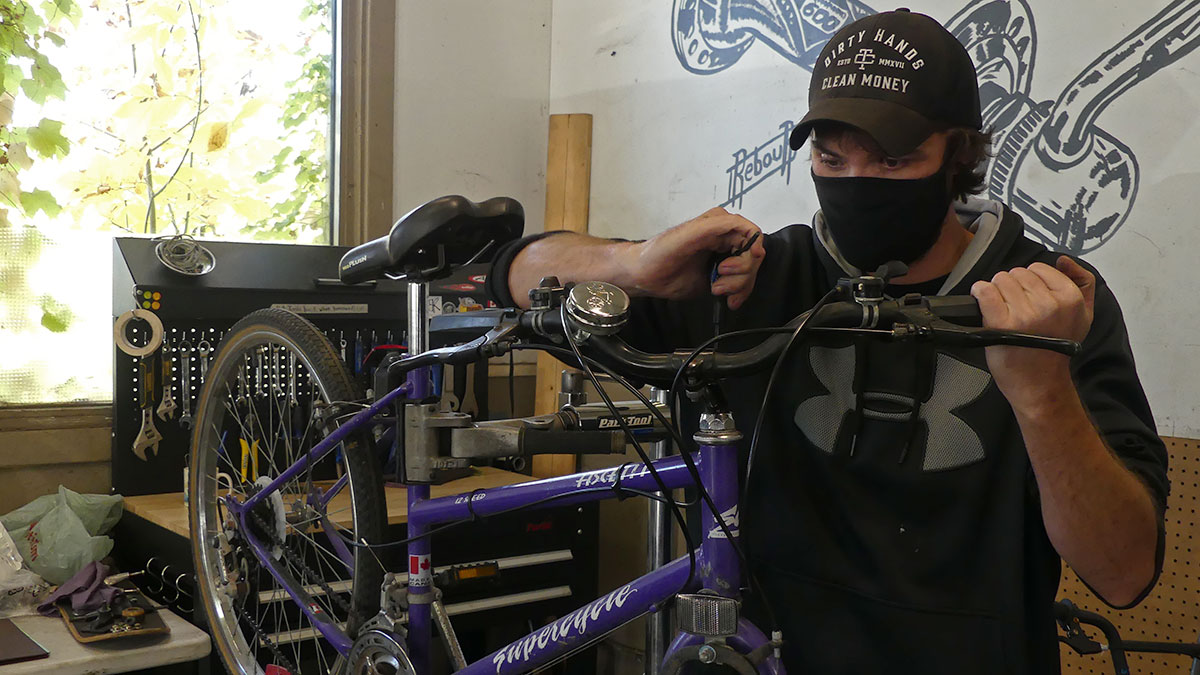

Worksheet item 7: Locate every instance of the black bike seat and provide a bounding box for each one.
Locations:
[339,195,523,284]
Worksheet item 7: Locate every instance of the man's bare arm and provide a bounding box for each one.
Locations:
[973,258,1159,606]
[506,234,639,309]
[506,207,766,310]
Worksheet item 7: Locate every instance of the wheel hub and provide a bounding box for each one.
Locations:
[346,629,415,675]
[242,477,288,560]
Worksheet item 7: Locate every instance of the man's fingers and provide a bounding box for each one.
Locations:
[749,235,766,260]
[1008,267,1049,296]
[1055,255,1092,286]
[1056,255,1096,311]
[711,271,754,295]
[1027,262,1087,313]
[717,252,755,275]
[727,278,758,309]
[1026,262,1073,294]
[694,210,762,250]
[970,280,1008,326]
[989,271,1030,312]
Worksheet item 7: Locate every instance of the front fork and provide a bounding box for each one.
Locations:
[663,619,785,675]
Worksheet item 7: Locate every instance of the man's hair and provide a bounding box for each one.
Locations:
[942,127,993,201]
[809,122,993,201]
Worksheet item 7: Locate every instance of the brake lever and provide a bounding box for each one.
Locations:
[1057,622,1105,655]
[923,319,1081,357]
[386,316,524,381]
[886,298,1081,357]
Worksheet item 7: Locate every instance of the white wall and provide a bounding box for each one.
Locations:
[393,0,552,235]
[549,0,1200,438]
[386,0,1200,433]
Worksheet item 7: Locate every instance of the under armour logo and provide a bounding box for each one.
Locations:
[854,48,876,70]
[794,347,992,471]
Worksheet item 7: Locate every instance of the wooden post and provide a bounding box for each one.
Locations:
[531,114,592,478]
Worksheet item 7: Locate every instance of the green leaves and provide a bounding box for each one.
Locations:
[20,55,66,104]
[2,0,71,224]
[24,118,69,158]
[38,294,73,333]
[19,188,60,217]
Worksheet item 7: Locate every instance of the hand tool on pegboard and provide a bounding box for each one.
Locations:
[156,344,177,421]
[132,355,163,461]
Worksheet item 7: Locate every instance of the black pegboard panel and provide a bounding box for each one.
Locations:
[111,237,490,496]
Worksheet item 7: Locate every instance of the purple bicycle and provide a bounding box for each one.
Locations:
[188,195,1079,675]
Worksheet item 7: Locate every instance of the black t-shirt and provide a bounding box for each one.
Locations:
[486,203,1168,675]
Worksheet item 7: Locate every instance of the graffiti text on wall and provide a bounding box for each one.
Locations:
[674,0,1200,254]
[723,121,799,209]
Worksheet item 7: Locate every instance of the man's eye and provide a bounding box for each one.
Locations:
[882,157,906,169]
[819,155,843,168]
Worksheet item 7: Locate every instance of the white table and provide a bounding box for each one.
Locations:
[0,609,210,675]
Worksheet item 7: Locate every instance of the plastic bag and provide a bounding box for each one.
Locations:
[0,486,124,585]
[0,522,51,618]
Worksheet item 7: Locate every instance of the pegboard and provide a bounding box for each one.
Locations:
[110,237,495,497]
[1059,436,1200,674]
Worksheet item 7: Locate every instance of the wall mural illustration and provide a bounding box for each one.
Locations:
[674,0,1200,254]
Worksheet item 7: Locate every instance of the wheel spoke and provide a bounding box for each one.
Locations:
[189,312,385,674]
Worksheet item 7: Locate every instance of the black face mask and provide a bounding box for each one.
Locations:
[811,166,953,274]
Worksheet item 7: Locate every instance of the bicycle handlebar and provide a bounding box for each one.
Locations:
[1055,599,1200,673]
[403,277,1082,388]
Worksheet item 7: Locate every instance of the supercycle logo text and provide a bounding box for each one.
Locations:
[574,463,650,489]
[491,584,638,672]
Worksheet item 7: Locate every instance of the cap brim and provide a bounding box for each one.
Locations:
[788,97,940,156]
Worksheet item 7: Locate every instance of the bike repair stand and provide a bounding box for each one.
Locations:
[406,278,434,675]
[647,386,672,675]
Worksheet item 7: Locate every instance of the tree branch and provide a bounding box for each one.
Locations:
[124,1,137,74]
[143,157,156,233]
[150,0,203,201]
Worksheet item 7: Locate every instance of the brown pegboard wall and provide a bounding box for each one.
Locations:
[1059,436,1200,674]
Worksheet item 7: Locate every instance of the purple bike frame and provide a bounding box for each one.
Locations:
[221,361,783,674]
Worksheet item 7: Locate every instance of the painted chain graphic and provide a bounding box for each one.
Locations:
[675,0,1200,254]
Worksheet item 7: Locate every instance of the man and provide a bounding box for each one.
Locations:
[486,9,1166,673]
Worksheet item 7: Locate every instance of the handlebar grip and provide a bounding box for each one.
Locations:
[519,308,566,338]
[923,295,982,324]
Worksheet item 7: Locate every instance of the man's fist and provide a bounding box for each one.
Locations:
[626,207,766,309]
[970,256,1096,410]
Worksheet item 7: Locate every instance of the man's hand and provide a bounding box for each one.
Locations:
[974,257,1159,606]
[626,207,766,309]
[970,256,1096,411]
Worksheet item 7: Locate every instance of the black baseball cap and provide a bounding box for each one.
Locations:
[788,8,982,156]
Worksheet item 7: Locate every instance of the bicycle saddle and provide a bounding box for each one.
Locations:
[339,195,523,284]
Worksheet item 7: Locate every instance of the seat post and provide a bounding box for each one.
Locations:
[407,281,428,355]
[405,276,433,675]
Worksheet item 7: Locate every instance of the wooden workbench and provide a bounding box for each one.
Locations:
[122,466,531,538]
[0,609,209,675]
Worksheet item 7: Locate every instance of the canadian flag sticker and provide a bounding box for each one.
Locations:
[409,554,432,587]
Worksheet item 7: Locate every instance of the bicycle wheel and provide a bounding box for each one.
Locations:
[189,308,388,674]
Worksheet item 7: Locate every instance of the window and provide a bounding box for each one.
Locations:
[1,0,352,405]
